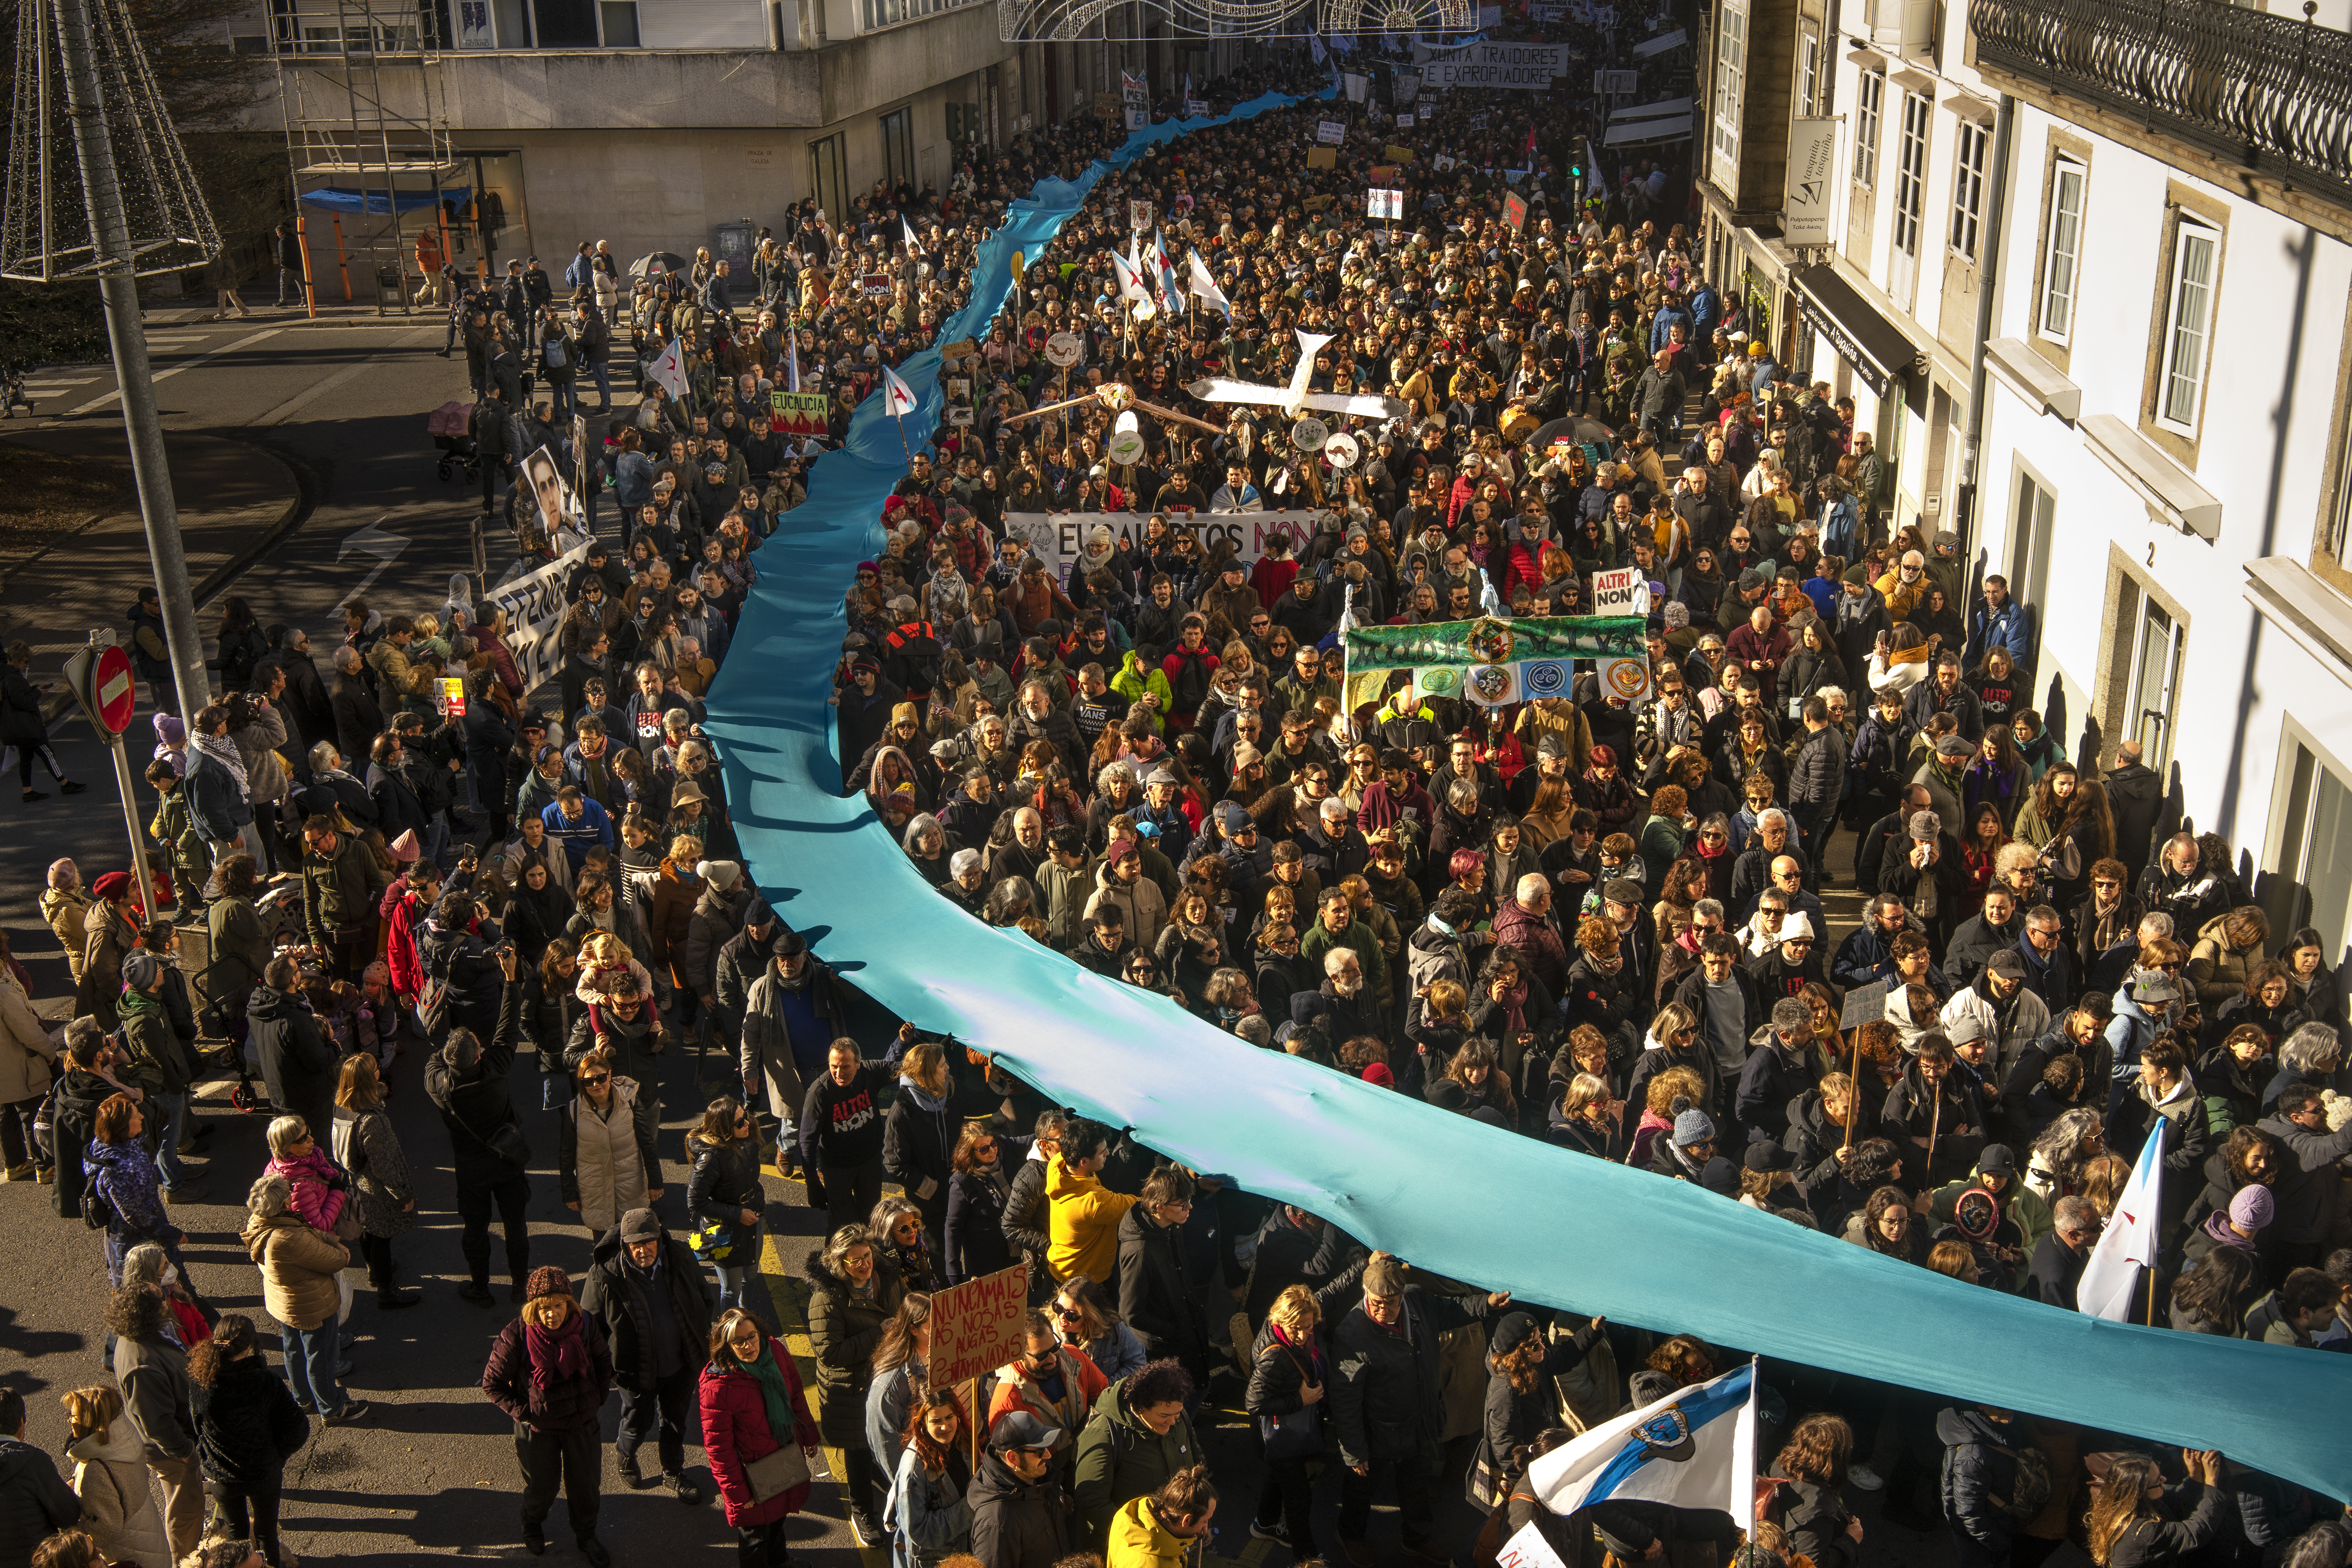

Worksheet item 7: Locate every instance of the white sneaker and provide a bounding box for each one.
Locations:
[1847,1462,1886,1492]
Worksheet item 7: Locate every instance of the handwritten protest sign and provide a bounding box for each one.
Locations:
[931,1266,1028,1387]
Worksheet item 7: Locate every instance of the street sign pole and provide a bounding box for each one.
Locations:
[62,641,152,898]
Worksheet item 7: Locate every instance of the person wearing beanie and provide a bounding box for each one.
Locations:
[482,1261,617,1562]
[424,946,534,1307]
[1650,1098,1718,1181]
[114,945,204,1204]
[74,871,143,1032]
[681,858,752,1060]
[1882,805,1965,951]
[1329,1253,1509,1564]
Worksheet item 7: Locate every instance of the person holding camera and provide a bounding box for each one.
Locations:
[425,946,534,1306]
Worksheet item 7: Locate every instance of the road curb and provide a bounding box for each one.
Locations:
[192,454,309,603]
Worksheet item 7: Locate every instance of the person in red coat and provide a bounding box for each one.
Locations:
[482,1265,617,1564]
[700,1305,823,1564]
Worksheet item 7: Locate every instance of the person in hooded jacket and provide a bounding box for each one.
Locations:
[582,1207,714,1503]
[47,1021,123,1223]
[483,1265,617,1564]
[884,1040,960,1252]
[970,1410,1071,1568]
[805,1223,906,1543]
[742,931,850,1158]
[1115,1167,1211,1385]
[58,1382,169,1568]
[187,1314,309,1568]
[425,951,532,1306]
[1935,1403,2037,1568]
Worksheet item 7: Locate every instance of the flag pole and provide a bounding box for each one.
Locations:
[1843,1025,1864,1152]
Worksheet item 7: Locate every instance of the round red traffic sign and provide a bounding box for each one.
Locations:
[93,644,136,734]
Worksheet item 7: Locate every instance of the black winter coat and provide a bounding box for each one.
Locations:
[580,1228,714,1392]
[945,1167,1016,1287]
[194,1352,310,1486]
[2103,1481,2227,1568]
[250,983,339,1140]
[1936,1406,2024,1557]
[1002,1154,1053,1291]
[0,1439,80,1566]
[969,1450,1069,1568]
[1781,1479,1857,1568]
[1328,1285,1490,1469]
[424,981,525,1183]
[1241,1206,1369,1326]
[481,1311,614,1432]
[1116,1205,1209,1372]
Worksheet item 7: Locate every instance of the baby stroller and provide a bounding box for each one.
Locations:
[429,398,481,482]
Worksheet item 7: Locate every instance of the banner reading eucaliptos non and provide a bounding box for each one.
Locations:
[1004,510,1323,592]
[488,540,592,696]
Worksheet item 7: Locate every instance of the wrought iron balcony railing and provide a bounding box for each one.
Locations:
[1970,0,2352,211]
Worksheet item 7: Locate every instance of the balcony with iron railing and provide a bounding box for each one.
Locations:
[1969,0,2352,211]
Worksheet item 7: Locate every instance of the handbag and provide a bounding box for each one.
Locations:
[1254,1345,1325,1462]
[745,1439,810,1503]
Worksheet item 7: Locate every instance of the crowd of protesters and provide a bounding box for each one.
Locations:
[7,13,2352,1568]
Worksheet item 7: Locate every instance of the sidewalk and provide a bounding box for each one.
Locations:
[0,426,303,666]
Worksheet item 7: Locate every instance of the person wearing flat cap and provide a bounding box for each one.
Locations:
[1881,805,1966,951]
[1913,730,1973,838]
[580,1207,713,1504]
[741,928,852,1158]
[1328,1251,1508,1565]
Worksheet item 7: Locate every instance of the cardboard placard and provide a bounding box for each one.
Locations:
[1504,192,1528,230]
[1318,120,1347,145]
[1384,143,1416,162]
[940,337,980,363]
[769,389,830,436]
[1094,92,1121,118]
[1840,984,1887,1029]
[1497,1522,1573,1568]
[1307,147,1339,170]
[930,1265,1028,1387]
[440,676,467,717]
[1369,188,1405,220]
[1369,165,1402,186]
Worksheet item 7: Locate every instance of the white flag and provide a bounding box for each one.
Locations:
[881,363,919,417]
[1187,249,1230,316]
[1111,245,1151,305]
[1528,1361,1758,1529]
[901,214,920,252]
[2076,1124,2164,1322]
[647,339,688,399]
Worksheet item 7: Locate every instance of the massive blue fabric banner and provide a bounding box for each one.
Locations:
[702,96,2352,1498]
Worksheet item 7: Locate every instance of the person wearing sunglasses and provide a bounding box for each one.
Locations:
[558,1046,661,1240]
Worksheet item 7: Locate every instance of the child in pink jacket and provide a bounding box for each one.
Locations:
[265,1116,347,1234]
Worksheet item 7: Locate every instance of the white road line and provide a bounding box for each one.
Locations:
[23,380,96,391]
[252,327,438,427]
[67,327,283,416]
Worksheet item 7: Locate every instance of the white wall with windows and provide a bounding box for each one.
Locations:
[1974,100,2352,941]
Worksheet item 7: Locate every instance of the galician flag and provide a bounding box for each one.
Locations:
[902,214,921,252]
[1188,249,1230,316]
[785,328,800,393]
[1111,245,1151,305]
[2076,1123,2165,1321]
[1527,1361,1759,1529]
[881,363,919,417]
[1154,230,1182,313]
[647,338,689,399]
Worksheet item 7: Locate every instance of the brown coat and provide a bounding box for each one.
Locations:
[0,968,57,1107]
[241,1211,349,1330]
[644,861,701,990]
[41,886,94,982]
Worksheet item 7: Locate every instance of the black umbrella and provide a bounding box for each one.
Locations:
[1530,415,1617,452]
[629,251,689,279]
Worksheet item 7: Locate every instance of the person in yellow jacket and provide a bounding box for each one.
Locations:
[1107,1465,1217,1568]
[1874,549,1930,624]
[1046,1122,1137,1285]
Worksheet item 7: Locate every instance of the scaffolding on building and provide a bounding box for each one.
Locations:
[273,0,460,315]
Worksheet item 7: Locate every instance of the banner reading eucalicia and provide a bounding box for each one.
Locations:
[769,389,830,437]
[1343,612,1648,715]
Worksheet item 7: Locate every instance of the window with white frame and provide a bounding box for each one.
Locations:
[1889,90,1929,306]
[2038,155,2085,344]
[2274,739,2352,954]
[1854,70,1883,189]
[1798,31,1818,116]
[2156,216,2220,432]
[1949,118,1987,260]
[2012,472,2055,621]
[1711,0,1748,187]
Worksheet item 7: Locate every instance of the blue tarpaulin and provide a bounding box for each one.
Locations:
[298,186,466,216]
[703,91,2352,1499]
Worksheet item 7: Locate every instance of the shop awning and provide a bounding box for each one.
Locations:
[1611,95,1691,121]
[1631,27,1687,55]
[1603,115,1692,145]
[1788,264,1919,396]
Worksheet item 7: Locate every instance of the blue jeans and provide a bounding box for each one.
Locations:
[588,361,613,408]
[151,1091,190,1193]
[281,1319,346,1415]
[547,374,577,420]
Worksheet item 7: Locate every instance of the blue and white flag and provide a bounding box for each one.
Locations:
[1528,1360,1758,1528]
[901,213,921,252]
[786,328,800,393]
[1310,31,1327,63]
[1187,248,1230,316]
[881,363,919,417]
